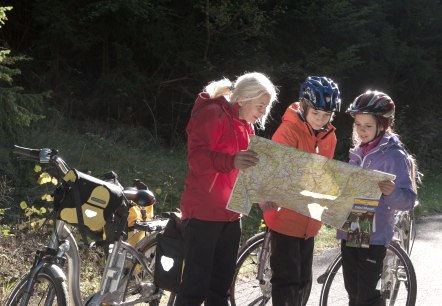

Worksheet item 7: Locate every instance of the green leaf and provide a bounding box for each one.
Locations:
[37,172,52,185]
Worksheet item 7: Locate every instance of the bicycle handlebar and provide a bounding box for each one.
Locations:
[13,145,70,174]
[13,145,44,161]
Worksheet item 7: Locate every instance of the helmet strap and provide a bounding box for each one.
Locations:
[298,101,308,121]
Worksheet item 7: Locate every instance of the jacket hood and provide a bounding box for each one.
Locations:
[192,92,233,117]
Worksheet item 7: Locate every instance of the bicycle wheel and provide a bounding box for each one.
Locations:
[230,232,271,306]
[5,266,68,306]
[319,242,417,306]
[122,239,176,306]
[381,243,416,306]
[230,232,312,306]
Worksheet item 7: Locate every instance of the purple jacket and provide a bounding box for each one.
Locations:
[337,134,416,246]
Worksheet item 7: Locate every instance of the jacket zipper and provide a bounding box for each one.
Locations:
[208,173,219,192]
[315,128,334,154]
[350,140,388,168]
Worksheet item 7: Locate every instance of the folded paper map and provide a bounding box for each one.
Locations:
[226,135,395,229]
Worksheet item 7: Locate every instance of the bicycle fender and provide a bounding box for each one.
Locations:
[45,264,67,280]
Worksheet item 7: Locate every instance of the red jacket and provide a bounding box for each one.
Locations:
[264,102,336,238]
[180,93,254,221]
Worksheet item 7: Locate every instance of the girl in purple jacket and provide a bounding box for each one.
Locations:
[338,90,418,306]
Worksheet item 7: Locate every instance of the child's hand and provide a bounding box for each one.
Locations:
[259,201,279,212]
[234,150,259,170]
[379,180,395,195]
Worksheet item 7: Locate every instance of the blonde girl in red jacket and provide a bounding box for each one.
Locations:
[262,76,341,306]
[176,72,278,306]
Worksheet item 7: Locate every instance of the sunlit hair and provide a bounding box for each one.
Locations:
[351,114,420,193]
[204,72,278,130]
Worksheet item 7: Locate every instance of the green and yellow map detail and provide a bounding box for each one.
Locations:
[226,135,395,229]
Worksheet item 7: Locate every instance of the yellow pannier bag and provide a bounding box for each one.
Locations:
[126,204,154,246]
[56,169,126,242]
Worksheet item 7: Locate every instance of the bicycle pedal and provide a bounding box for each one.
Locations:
[316,273,327,284]
[139,282,157,296]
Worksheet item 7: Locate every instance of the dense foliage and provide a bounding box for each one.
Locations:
[1,0,441,168]
[0,6,45,139]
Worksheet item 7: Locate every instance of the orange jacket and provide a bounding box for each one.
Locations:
[263,102,336,238]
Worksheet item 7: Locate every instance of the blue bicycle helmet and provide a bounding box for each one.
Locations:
[299,76,341,112]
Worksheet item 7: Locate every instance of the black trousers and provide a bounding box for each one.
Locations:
[175,219,241,306]
[341,240,387,306]
[270,230,314,306]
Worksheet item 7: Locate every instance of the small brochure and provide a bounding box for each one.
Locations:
[341,198,379,248]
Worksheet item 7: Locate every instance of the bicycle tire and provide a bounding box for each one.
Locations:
[230,232,312,306]
[319,242,417,306]
[5,266,69,306]
[122,239,176,306]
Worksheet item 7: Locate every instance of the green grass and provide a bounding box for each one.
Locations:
[315,225,340,252]
[414,171,442,216]
[0,117,187,217]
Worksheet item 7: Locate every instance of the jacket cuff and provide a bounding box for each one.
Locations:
[384,187,416,211]
[212,152,236,173]
[228,154,235,170]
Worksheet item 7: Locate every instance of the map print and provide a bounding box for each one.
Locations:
[226,135,396,230]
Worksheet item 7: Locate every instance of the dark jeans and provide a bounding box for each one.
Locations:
[341,240,387,306]
[270,230,314,306]
[175,219,241,306]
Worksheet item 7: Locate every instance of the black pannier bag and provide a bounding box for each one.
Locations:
[55,169,127,243]
[154,216,184,293]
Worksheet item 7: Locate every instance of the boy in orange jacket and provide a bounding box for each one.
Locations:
[262,76,341,306]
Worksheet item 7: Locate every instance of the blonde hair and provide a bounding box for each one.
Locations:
[204,72,278,130]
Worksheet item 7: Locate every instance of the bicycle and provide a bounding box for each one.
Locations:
[230,208,417,306]
[318,208,417,306]
[229,229,312,306]
[5,145,178,306]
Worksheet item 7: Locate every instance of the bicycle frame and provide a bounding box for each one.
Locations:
[47,219,168,306]
[256,231,271,285]
[98,238,159,303]
[392,209,416,255]
[60,221,83,306]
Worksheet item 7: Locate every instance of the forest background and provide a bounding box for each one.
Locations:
[1,0,442,226]
[0,0,441,300]
[1,0,442,234]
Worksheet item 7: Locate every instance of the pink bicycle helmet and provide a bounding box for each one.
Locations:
[346,90,395,118]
